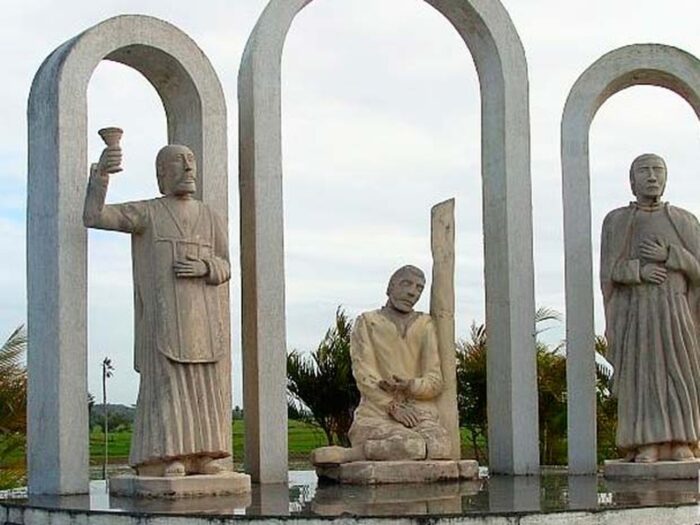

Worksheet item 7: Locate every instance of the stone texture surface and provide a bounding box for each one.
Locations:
[27,14,227,495]
[430,199,460,459]
[239,0,538,478]
[316,460,478,485]
[562,43,700,474]
[109,472,251,498]
[604,459,700,480]
[84,144,234,476]
[342,266,451,465]
[600,154,700,463]
[311,264,474,483]
[2,505,700,524]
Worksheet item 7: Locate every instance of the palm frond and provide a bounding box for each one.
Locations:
[535,307,562,335]
[0,325,26,373]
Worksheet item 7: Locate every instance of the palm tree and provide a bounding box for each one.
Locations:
[0,325,27,489]
[101,357,114,480]
[287,308,360,446]
[456,307,567,464]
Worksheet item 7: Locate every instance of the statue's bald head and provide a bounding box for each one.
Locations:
[155,144,196,196]
[629,153,667,199]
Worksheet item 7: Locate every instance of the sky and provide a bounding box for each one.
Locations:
[2,0,700,406]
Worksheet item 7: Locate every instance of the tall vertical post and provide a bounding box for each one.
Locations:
[430,198,460,459]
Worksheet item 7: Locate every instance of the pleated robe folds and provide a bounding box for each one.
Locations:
[601,202,700,449]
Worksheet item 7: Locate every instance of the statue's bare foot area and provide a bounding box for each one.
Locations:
[164,460,186,477]
[311,446,364,465]
[671,444,694,461]
[198,457,224,475]
[635,444,659,463]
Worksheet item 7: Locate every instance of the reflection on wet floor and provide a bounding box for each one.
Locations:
[3,469,700,518]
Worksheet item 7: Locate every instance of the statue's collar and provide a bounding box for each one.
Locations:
[630,201,666,212]
[379,307,420,338]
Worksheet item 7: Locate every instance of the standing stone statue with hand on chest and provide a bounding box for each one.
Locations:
[601,153,700,463]
[83,138,231,477]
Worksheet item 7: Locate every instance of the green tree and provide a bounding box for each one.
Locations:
[0,325,27,489]
[594,336,617,462]
[455,322,487,463]
[287,308,360,446]
[456,308,568,464]
[457,309,618,465]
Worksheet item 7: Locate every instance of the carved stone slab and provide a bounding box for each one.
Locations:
[316,460,478,485]
[604,459,700,480]
[109,472,251,499]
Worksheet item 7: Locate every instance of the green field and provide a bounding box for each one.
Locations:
[88,419,329,465]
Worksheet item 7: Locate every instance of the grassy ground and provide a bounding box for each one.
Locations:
[87,419,329,464]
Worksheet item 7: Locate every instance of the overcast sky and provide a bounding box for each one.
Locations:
[2,0,700,406]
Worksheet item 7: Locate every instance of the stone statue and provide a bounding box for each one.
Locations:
[601,153,700,463]
[313,265,451,465]
[84,139,231,477]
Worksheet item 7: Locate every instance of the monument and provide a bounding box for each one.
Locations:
[601,153,700,479]
[310,201,477,484]
[27,14,231,495]
[562,43,700,475]
[83,134,250,497]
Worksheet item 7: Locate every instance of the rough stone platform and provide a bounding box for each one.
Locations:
[109,471,251,498]
[604,459,700,480]
[316,460,479,485]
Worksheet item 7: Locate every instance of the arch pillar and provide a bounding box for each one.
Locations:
[239,0,538,481]
[27,15,227,494]
[562,43,700,474]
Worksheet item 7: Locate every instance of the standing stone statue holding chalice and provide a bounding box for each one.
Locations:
[84,128,234,481]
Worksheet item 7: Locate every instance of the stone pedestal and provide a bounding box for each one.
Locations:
[604,459,700,480]
[316,460,479,485]
[109,472,251,498]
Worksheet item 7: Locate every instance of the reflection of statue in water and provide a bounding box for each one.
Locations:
[314,265,451,464]
[601,153,700,463]
[84,141,231,477]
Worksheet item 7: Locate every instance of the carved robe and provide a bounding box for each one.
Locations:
[84,172,231,466]
[349,309,445,447]
[601,202,700,449]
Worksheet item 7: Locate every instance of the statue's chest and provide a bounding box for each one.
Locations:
[150,200,213,259]
[631,211,680,257]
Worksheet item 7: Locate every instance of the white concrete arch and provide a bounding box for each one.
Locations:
[27,15,227,494]
[239,0,538,482]
[562,43,700,474]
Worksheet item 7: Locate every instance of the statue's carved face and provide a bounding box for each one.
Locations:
[387,272,425,313]
[631,155,666,200]
[159,145,197,196]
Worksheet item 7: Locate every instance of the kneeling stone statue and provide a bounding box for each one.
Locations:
[312,265,477,483]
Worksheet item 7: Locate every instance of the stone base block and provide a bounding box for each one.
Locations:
[316,460,479,485]
[604,459,700,480]
[109,471,251,498]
